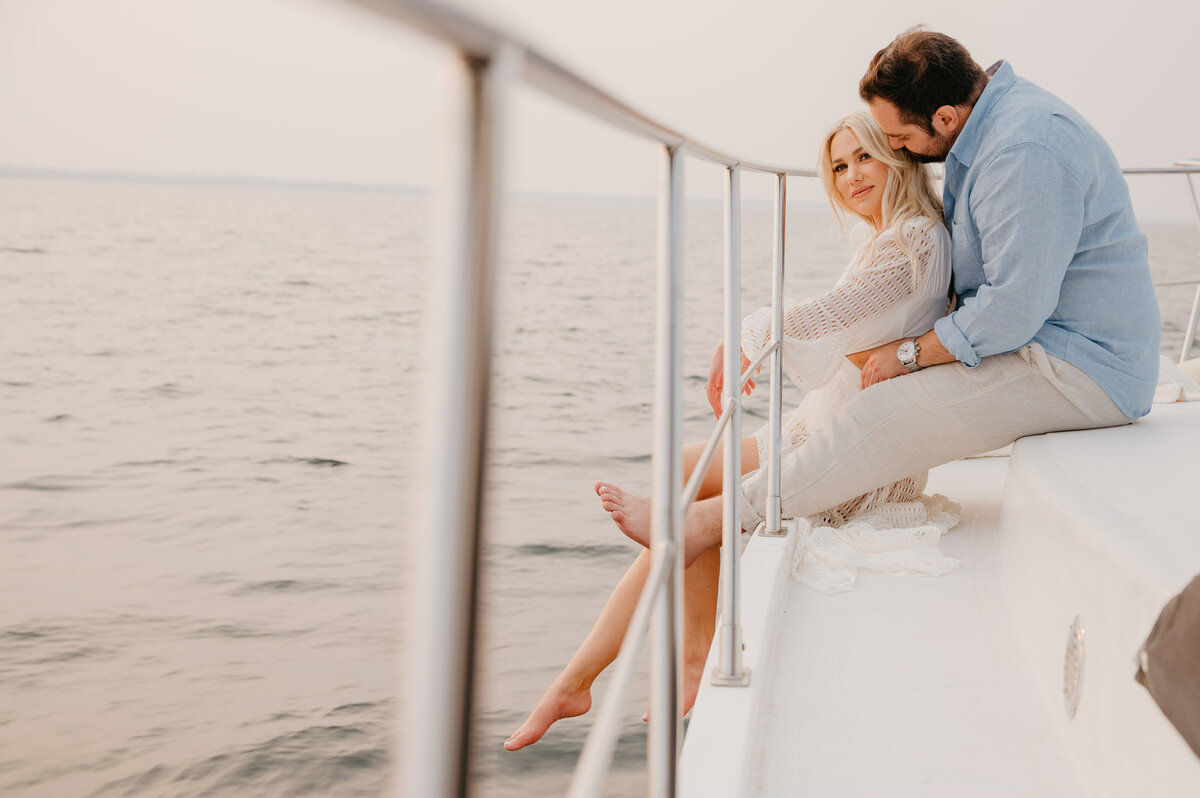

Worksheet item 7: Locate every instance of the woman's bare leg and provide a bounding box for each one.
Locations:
[505,436,759,751]
[676,437,758,716]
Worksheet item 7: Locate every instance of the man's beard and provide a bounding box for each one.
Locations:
[907,150,946,164]
[906,130,954,163]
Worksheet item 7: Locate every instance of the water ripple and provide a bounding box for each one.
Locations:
[0,476,94,492]
[189,623,305,640]
[506,542,630,560]
[324,701,381,717]
[89,723,388,798]
[256,456,349,468]
[229,579,339,596]
[2,623,117,667]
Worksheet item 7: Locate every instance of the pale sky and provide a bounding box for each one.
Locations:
[1,0,1197,218]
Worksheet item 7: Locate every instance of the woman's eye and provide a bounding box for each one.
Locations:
[859,153,871,162]
[833,164,846,173]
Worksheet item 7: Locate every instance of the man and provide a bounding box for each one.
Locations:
[602,27,1160,565]
[856,28,1160,401]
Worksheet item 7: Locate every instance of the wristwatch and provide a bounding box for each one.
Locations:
[897,339,922,372]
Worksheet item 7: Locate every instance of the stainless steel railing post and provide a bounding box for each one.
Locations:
[711,164,750,687]
[648,142,685,798]
[399,45,515,798]
[1178,165,1200,364]
[762,172,787,537]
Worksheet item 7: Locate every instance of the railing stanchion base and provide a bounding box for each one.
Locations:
[760,499,788,538]
[710,666,752,687]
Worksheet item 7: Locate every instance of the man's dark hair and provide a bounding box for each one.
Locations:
[859,27,988,134]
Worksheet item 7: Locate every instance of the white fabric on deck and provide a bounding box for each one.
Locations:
[791,492,961,594]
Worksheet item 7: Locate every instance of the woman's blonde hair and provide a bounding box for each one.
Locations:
[817,111,943,285]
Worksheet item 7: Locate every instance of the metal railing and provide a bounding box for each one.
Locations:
[1122,162,1200,363]
[367,1,812,797]
[371,1,1200,795]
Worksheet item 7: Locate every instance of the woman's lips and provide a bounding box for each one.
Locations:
[852,185,873,199]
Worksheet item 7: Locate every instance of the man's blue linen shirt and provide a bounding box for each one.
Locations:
[932,61,1160,418]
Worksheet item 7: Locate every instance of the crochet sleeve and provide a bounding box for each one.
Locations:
[741,224,940,390]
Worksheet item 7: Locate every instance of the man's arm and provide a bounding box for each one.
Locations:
[934,143,1084,366]
[858,143,1085,388]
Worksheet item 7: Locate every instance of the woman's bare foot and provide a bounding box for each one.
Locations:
[595,482,724,567]
[504,678,592,751]
[595,481,652,547]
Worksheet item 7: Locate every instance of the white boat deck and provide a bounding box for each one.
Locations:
[681,402,1200,797]
[756,457,1089,797]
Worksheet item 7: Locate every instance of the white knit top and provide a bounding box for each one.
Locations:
[740,217,952,391]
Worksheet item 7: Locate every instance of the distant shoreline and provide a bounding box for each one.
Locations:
[0,165,425,196]
[0,166,795,206]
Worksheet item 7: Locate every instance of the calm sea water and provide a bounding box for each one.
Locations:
[1,177,1194,797]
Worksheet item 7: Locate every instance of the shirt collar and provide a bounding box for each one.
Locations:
[947,60,1015,169]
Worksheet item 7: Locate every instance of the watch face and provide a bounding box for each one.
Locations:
[898,341,916,362]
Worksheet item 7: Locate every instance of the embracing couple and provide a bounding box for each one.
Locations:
[506,27,1159,751]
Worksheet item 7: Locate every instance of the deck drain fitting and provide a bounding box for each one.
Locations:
[1063,615,1085,720]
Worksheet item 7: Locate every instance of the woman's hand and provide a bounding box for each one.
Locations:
[706,343,756,417]
[859,341,907,389]
[859,332,948,389]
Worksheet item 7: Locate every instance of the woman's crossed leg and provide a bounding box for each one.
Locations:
[503,436,759,751]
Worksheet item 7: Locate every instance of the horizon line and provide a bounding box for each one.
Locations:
[2,165,1190,223]
[0,164,823,205]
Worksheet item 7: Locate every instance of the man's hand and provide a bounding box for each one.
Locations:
[706,343,755,417]
[860,341,908,389]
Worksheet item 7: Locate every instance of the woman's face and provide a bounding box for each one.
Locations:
[829,128,888,228]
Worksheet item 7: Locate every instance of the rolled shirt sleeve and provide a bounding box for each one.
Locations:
[934,142,1085,367]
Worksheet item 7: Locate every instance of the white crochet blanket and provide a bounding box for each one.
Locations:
[791,493,961,594]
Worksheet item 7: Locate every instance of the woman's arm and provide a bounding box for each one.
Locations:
[745,226,940,391]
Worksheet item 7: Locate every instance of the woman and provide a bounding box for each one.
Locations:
[505,111,951,751]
